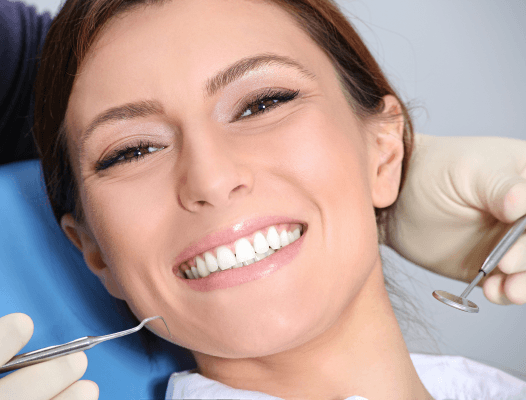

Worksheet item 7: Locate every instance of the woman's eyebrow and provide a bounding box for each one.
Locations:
[79,53,315,155]
[204,53,316,97]
[79,99,164,159]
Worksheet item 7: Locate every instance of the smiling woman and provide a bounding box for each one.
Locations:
[30,0,438,399]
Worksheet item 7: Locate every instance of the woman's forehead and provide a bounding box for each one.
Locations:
[74,0,328,93]
[67,0,333,138]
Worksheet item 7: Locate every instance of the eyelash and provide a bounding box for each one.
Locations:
[95,141,164,171]
[234,88,300,121]
[95,88,301,171]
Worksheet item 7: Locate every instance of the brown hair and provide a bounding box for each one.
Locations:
[33,0,439,351]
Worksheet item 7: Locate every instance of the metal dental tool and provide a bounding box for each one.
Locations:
[433,214,526,313]
[0,316,170,374]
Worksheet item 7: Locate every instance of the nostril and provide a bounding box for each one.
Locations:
[232,184,244,193]
[196,200,206,207]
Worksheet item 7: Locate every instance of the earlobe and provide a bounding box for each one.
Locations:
[370,95,405,209]
[60,213,125,300]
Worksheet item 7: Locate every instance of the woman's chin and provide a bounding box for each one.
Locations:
[189,304,333,359]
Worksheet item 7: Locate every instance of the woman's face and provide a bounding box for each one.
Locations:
[64,0,397,357]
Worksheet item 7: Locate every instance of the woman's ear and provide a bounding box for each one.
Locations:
[60,213,125,300]
[369,95,405,209]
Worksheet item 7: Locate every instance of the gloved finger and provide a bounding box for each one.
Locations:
[478,176,526,224]
[0,352,88,400]
[504,271,526,305]
[483,272,526,306]
[51,380,99,400]
[0,313,33,367]
[482,274,514,305]
[502,180,526,222]
[498,234,526,275]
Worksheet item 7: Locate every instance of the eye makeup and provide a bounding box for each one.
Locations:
[232,87,300,122]
[93,86,302,172]
[95,140,166,171]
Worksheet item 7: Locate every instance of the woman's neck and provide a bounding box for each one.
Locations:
[192,256,434,400]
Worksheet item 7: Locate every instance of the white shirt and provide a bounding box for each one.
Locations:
[165,353,526,400]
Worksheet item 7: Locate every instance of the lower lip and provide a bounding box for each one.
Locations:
[175,231,306,292]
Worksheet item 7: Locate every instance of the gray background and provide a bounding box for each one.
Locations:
[19,0,526,380]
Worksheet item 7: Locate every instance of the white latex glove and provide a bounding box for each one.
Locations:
[387,134,526,305]
[0,313,99,400]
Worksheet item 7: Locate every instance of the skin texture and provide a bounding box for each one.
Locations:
[60,0,434,398]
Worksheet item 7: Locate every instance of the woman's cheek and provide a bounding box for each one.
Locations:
[271,107,367,201]
[82,173,166,264]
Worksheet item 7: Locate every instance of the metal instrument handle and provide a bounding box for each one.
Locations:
[0,336,97,373]
[0,315,169,374]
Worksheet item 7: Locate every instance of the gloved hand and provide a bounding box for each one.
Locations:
[0,313,99,400]
[387,134,526,305]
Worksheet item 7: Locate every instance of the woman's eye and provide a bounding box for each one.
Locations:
[240,98,279,118]
[95,142,165,171]
[236,88,300,120]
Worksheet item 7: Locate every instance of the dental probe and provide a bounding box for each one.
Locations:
[433,214,526,313]
[0,316,171,374]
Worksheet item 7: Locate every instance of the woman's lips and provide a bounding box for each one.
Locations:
[179,223,303,278]
[173,217,307,291]
[175,227,306,291]
[171,216,305,268]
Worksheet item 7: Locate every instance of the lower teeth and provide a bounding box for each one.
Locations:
[185,248,278,279]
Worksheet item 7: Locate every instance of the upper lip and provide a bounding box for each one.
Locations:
[171,215,306,269]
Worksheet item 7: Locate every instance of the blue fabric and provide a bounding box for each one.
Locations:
[0,159,197,399]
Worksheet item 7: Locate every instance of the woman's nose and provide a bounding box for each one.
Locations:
[177,133,254,212]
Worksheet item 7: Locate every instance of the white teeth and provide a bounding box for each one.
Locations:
[204,251,219,272]
[255,247,276,262]
[195,256,210,278]
[253,231,270,254]
[216,246,236,270]
[279,230,290,247]
[266,226,281,250]
[235,238,256,263]
[293,228,300,240]
[255,252,266,261]
[181,225,304,279]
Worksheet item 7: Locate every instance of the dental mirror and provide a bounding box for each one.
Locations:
[433,214,526,313]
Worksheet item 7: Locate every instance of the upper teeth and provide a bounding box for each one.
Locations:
[181,224,303,279]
